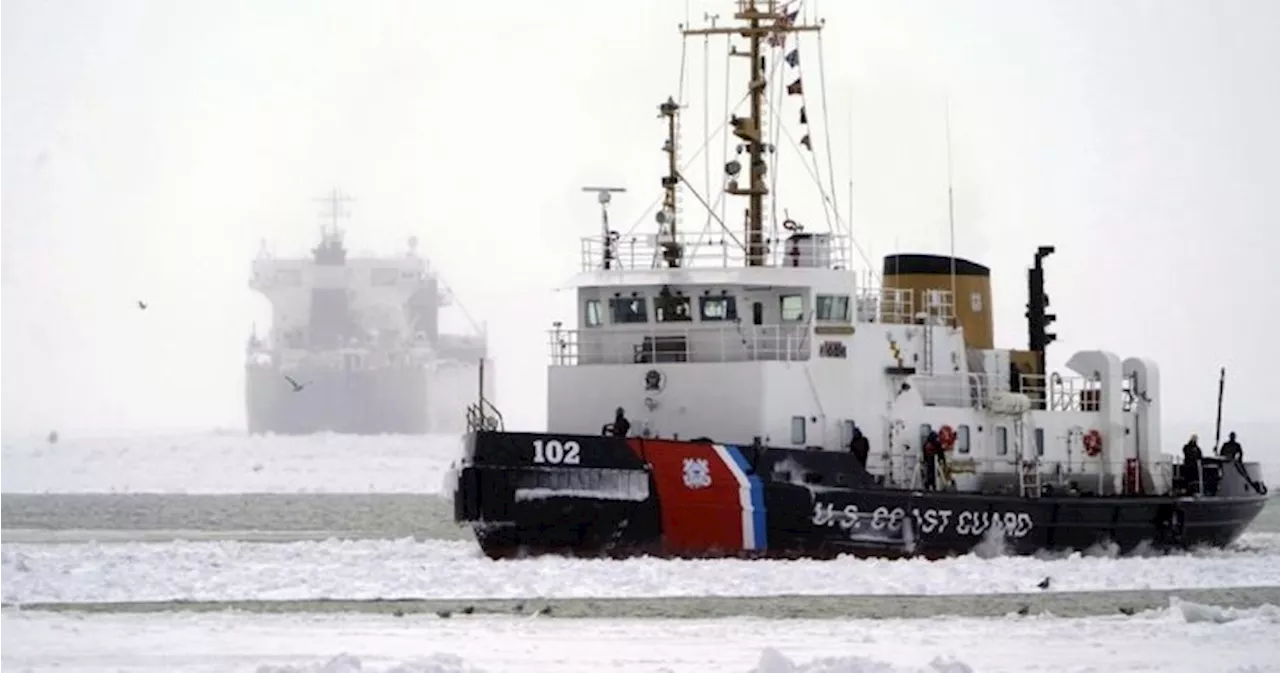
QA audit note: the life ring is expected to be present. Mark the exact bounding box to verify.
[938,425,957,451]
[1083,429,1103,457]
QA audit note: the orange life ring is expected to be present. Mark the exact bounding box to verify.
[938,425,957,451]
[1083,429,1103,457]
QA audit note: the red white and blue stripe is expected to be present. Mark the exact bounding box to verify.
[713,443,768,551]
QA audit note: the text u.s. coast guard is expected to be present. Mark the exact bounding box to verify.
[811,501,1035,538]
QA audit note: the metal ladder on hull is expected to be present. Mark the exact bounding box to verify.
[1015,416,1041,497]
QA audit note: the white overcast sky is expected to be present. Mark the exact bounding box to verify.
[3,0,1278,444]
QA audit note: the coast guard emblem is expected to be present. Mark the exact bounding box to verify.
[682,457,712,489]
[644,369,665,392]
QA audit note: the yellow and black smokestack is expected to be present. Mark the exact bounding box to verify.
[882,253,993,351]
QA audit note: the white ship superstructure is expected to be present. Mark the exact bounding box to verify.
[246,191,493,435]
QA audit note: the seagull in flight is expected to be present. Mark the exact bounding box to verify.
[284,375,309,392]
[137,300,148,310]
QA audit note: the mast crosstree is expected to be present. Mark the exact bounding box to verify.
[682,0,822,267]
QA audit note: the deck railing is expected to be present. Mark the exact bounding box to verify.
[549,324,811,366]
[1017,373,1102,412]
[580,232,852,272]
[854,285,955,326]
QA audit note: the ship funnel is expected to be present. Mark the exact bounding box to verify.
[882,254,993,350]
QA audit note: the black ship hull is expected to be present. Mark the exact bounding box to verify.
[453,431,1270,560]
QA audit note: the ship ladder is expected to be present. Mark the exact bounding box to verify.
[1019,458,1042,498]
[1013,416,1041,498]
[922,318,934,375]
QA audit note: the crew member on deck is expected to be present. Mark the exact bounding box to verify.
[923,431,942,490]
[605,407,631,438]
[848,425,870,468]
[1182,434,1204,493]
[1220,432,1243,462]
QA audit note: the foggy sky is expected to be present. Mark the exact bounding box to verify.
[4,0,1278,444]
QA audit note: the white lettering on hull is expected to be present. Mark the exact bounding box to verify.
[811,502,1034,539]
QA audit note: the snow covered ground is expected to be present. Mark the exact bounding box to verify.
[0,431,463,494]
[3,428,1278,495]
[5,535,1279,604]
[4,599,1279,673]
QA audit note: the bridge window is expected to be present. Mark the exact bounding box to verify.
[699,296,738,321]
[780,294,805,322]
[609,297,648,324]
[996,426,1009,455]
[656,296,693,322]
[584,300,602,327]
[957,424,971,454]
[816,294,850,321]
[1035,428,1045,456]
[790,416,806,445]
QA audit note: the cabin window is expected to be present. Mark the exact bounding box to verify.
[790,416,806,445]
[957,424,971,454]
[584,299,603,327]
[699,296,738,321]
[815,294,851,322]
[656,295,693,322]
[609,297,648,324]
[996,426,1009,455]
[1035,428,1045,456]
[780,294,806,322]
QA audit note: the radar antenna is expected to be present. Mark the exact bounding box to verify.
[312,188,355,265]
[582,186,627,270]
[683,1,822,267]
[314,188,355,238]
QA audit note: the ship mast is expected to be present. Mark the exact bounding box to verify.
[312,188,354,265]
[683,1,821,267]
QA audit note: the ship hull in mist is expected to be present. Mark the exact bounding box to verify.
[245,360,490,435]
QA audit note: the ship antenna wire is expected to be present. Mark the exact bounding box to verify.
[677,0,690,105]
[945,94,957,325]
[847,98,855,263]
[720,30,732,231]
[816,9,842,235]
[703,13,714,238]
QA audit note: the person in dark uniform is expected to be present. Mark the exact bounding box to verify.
[922,431,942,490]
[1181,433,1204,493]
[1219,431,1243,462]
[848,425,871,468]
[605,407,631,438]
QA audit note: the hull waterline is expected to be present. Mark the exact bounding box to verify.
[454,431,1270,560]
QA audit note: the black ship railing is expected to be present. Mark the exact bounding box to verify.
[465,357,503,433]
[466,400,503,433]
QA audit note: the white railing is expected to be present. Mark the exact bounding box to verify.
[854,286,955,326]
[1017,373,1102,412]
[549,324,812,366]
[580,232,852,272]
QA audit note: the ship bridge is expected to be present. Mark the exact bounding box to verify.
[551,231,946,368]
